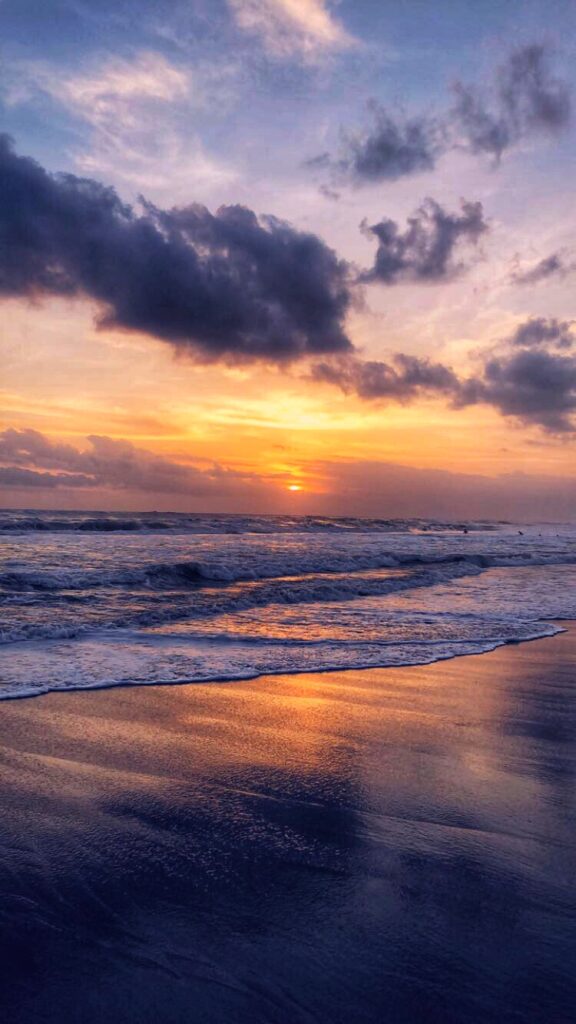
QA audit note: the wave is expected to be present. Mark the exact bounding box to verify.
[1,545,575,596]
[0,562,479,643]
[0,559,208,591]
[0,617,563,701]
[0,510,503,534]
[2,519,575,699]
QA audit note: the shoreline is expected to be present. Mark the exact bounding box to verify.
[0,616,568,705]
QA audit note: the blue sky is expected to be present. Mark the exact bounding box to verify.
[3,0,574,193]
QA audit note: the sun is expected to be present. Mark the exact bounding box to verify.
[287,484,302,492]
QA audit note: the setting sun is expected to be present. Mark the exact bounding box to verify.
[287,484,302,492]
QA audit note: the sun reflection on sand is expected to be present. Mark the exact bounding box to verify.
[0,631,574,1021]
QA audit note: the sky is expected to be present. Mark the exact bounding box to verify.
[1,0,576,519]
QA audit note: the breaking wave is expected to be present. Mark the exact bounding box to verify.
[1,514,575,698]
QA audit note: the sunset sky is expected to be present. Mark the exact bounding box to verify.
[1,0,575,518]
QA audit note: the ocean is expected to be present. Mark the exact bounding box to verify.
[1,510,576,700]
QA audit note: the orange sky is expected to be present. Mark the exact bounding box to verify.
[1,1,575,517]
[2,294,575,516]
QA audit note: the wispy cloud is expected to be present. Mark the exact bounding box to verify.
[227,0,355,60]
[510,251,575,286]
[2,51,238,201]
[312,43,571,186]
[3,51,190,122]
[54,50,190,111]
[452,43,571,160]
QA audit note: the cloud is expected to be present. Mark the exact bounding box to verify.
[457,318,576,433]
[311,353,460,401]
[0,466,97,489]
[0,428,256,494]
[452,43,571,160]
[459,349,576,434]
[1,138,573,437]
[227,0,354,60]
[511,252,573,286]
[336,105,441,184]
[312,315,576,434]
[312,43,571,185]
[3,429,573,518]
[0,135,353,364]
[507,317,574,349]
[52,50,190,112]
[2,52,237,202]
[360,199,488,285]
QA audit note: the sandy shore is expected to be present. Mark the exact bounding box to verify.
[1,629,575,1023]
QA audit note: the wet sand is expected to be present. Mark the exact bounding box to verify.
[0,629,575,1023]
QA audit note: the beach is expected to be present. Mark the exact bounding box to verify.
[1,628,575,1023]
[2,0,576,1018]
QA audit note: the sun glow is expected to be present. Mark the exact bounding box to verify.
[287,484,302,491]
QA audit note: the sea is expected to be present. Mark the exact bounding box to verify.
[1,509,575,700]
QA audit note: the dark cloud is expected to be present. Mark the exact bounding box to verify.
[319,183,341,202]
[0,466,96,489]
[0,134,353,364]
[453,44,571,160]
[337,105,441,184]
[0,428,255,493]
[456,318,576,432]
[500,43,571,131]
[360,199,488,285]
[450,84,512,162]
[311,353,460,402]
[507,317,574,349]
[458,348,576,434]
[511,252,572,286]
[311,44,571,185]
[313,315,576,434]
